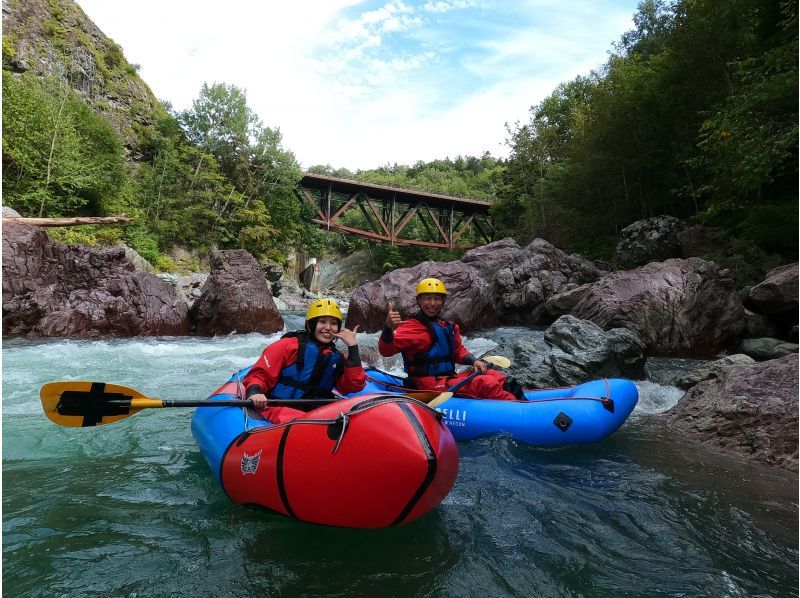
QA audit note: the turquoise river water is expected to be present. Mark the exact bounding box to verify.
[3,325,797,597]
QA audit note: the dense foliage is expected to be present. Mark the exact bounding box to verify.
[496,0,797,273]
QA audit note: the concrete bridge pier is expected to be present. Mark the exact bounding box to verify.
[299,258,321,294]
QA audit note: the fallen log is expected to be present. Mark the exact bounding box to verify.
[2,215,133,227]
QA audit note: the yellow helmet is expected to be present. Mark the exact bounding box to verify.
[416,278,448,296]
[305,298,343,323]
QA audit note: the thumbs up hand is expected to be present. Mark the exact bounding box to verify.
[385,302,402,329]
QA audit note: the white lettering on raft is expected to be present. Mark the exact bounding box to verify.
[435,407,468,427]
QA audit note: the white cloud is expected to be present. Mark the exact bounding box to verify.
[422,0,475,13]
[76,0,637,170]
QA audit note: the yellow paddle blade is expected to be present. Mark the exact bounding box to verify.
[483,355,511,368]
[40,381,159,427]
[428,392,454,409]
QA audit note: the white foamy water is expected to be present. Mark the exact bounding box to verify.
[633,380,685,415]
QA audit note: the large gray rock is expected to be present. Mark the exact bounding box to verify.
[735,337,799,361]
[494,238,605,325]
[666,354,799,472]
[672,354,756,389]
[748,263,798,317]
[571,258,745,356]
[345,260,497,333]
[2,220,188,338]
[615,215,687,268]
[190,250,283,336]
[491,315,647,387]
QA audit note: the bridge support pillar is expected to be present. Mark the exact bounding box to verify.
[299,258,320,294]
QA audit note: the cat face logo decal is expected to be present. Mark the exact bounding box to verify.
[241,449,262,475]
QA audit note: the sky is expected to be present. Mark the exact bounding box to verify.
[76,0,641,172]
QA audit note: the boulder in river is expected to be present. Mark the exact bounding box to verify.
[2,220,189,338]
[666,354,799,472]
[190,249,283,336]
[459,237,523,280]
[493,238,605,325]
[570,258,745,356]
[490,315,647,388]
[345,260,498,333]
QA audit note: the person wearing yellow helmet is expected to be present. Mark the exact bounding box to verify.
[379,277,525,401]
[243,297,365,423]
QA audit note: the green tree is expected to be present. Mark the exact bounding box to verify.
[2,71,126,217]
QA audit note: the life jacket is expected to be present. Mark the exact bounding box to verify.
[269,332,343,401]
[402,314,456,378]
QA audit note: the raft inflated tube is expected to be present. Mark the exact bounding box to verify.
[356,369,639,447]
[192,372,459,528]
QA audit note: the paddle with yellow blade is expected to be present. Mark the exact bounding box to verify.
[40,381,344,428]
[426,356,513,408]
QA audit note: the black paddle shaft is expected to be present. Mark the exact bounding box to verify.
[159,399,341,408]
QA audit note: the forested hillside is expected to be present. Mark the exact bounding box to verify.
[495,0,797,273]
[2,0,796,282]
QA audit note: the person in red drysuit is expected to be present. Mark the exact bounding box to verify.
[378,278,525,401]
[243,298,366,423]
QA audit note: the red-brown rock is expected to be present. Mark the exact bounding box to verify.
[494,238,605,325]
[190,249,283,336]
[666,354,799,472]
[571,258,745,356]
[748,262,798,316]
[2,221,189,338]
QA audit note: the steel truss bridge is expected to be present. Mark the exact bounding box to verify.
[296,173,495,249]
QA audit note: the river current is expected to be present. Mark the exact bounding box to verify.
[3,320,797,597]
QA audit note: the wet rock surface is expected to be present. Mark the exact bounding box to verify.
[490,315,647,387]
[666,354,799,472]
[672,354,756,389]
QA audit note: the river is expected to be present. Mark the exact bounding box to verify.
[3,321,797,597]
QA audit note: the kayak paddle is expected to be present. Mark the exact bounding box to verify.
[40,381,344,428]
[481,355,511,368]
[428,370,483,408]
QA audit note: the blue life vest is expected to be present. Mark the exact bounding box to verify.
[269,332,343,401]
[403,314,456,377]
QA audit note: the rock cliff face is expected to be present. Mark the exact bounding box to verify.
[3,0,167,150]
[2,220,189,338]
